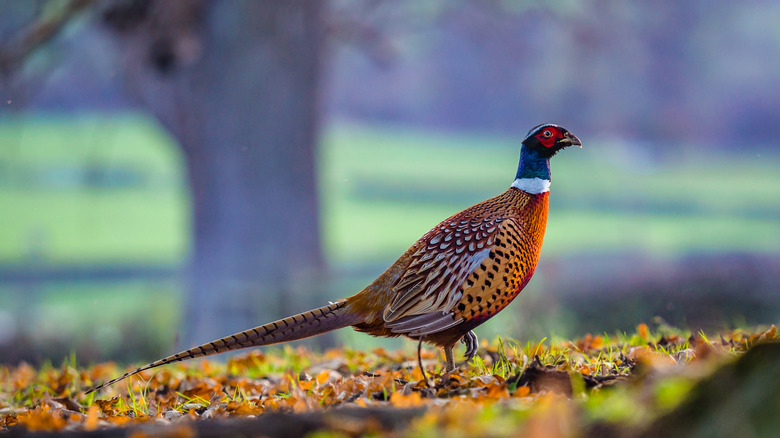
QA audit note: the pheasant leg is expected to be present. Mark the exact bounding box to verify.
[417,336,429,384]
[445,345,455,371]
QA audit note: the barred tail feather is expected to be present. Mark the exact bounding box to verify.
[84,300,360,394]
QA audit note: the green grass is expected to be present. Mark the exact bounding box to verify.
[0,114,188,265]
[320,123,780,262]
[0,281,180,362]
[1,114,778,266]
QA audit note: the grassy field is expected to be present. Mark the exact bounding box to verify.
[320,123,780,262]
[0,114,188,265]
[1,114,779,266]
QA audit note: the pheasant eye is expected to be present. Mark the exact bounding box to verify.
[543,130,553,138]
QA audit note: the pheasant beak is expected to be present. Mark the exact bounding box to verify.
[559,132,582,148]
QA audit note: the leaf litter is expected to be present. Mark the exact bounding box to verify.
[0,323,776,436]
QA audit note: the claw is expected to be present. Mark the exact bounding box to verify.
[461,330,479,362]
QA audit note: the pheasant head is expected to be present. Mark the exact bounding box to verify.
[513,123,581,194]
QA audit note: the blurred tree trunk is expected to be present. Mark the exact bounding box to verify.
[103,0,326,348]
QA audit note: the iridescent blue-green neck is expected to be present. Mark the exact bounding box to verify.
[515,147,551,181]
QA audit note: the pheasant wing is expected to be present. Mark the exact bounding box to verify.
[383,216,503,336]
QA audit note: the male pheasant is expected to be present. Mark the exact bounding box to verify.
[86,123,580,394]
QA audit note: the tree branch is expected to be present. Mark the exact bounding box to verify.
[0,0,96,76]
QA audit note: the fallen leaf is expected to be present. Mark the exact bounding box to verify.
[638,323,650,341]
[85,405,99,431]
[389,391,424,407]
[16,405,66,432]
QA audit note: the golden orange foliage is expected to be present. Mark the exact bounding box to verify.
[0,325,775,436]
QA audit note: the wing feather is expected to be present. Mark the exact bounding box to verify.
[386,311,462,336]
[383,216,504,335]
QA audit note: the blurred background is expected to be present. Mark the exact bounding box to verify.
[1,0,778,366]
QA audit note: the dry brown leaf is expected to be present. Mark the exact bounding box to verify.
[637,323,650,341]
[513,386,532,398]
[85,405,99,431]
[389,391,424,407]
[16,404,67,432]
[226,401,263,416]
[94,397,121,416]
[179,381,216,403]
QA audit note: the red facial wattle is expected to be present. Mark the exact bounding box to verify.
[536,127,561,148]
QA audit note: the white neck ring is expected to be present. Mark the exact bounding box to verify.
[511,177,550,194]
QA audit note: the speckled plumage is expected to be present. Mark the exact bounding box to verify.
[86,124,579,394]
[349,187,548,350]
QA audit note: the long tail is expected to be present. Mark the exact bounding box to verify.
[84,300,361,394]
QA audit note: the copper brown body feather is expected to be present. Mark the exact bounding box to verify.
[348,187,548,348]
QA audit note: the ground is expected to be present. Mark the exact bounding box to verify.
[1,323,777,437]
